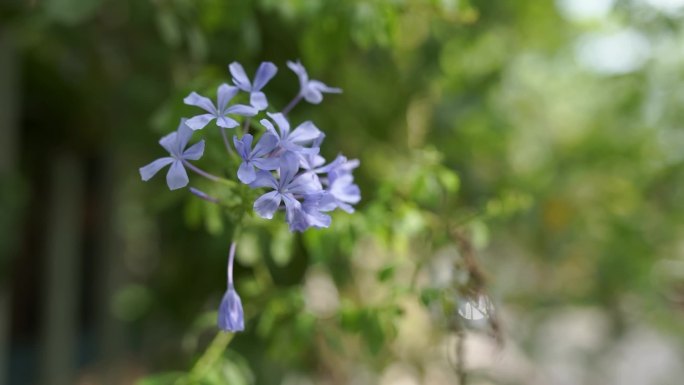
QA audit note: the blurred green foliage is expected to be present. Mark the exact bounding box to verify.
[5,0,684,384]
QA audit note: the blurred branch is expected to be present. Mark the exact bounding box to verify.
[450,227,503,345]
[456,329,466,385]
[40,153,85,385]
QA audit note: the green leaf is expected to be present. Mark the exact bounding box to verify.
[362,311,386,355]
[237,232,260,266]
[156,9,182,47]
[376,265,395,282]
[420,288,441,307]
[111,284,153,322]
[270,225,293,267]
[44,0,104,24]
[437,168,460,193]
[339,306,362,332]
[203,202,224,235]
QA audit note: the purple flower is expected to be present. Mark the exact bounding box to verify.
[218,283,244,332]
[287,60,342,104]
[219,242,244,332]
[299,134,326,171]
[293,192,337,231]
[233,133,280,184]
[326,155,361,213]
[249,152,319,222]
[139,119,205,190]
[229,61,278,111]
[328,173,361,213]
[260,112,322,155]
[183,84,257,130]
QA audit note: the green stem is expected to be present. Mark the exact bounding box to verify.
[242,118,251,135]
[175,230,244,385]
[182,160,237,188]
[177,332,235,385]
[220,127,234,156]
[281,93,303,115]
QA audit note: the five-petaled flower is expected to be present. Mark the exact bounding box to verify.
[261,112,321,155]
[139,119,205,190]
[229,61,278,111]
[326,155,361,213]
[233,133,280,184]
[184,84,257,130]
[287,60,342,104]
[250,152,319,224]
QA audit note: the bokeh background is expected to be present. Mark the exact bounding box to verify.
[2,0,684,384]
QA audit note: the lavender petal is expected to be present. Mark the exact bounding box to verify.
[253,62,278,90]
[289,121,321,144]
[158,131,178,155]
[233,134,253,160]
[175,119,194,151]
[186,114,216,131]
[225,104,258,117]
[237,161,256,184]
[229,62,251,91]
[249,170,278,189]
[302,87,324,104]
[309,80,342,94]
[217,84,239,112]
[166,160,189,190]
[286,60,309,89]
[183,92,217,114]
[252,133,278,157]
[268,112,291,137]
[251,157,281,171]
[250,91,268,111]
[216,115,239,129]
[182,140,205,161]
[254,191,282,219]
[139,157,174,181]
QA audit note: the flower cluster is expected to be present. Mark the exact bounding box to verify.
[139,60,360,331]
[237,112,360,232]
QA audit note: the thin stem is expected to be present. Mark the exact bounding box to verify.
[281,93,303,115]
[456,329,467,385]
[175,239,241,385]
[182,160,222,182]
[409,260,424,291]
[227,241,237,286]
[219,127,234,155]
[242,118,252,135]
[189,187,220,204]
[177,331,234,385]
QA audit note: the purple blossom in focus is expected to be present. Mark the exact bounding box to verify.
[287,60,342,104]
[229,61,278,111]
[142,60,360,331]
[139,119,205,190]
[261,112,321,155]
[249,152,320,227]
[238,113,360,231]
[184,84,257,130]
[233,133,280,184]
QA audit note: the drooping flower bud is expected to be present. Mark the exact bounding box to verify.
[218,283,244,332]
